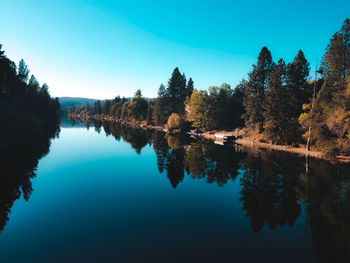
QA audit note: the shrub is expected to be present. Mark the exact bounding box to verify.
[166,113,184,131]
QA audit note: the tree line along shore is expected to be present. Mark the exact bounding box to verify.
[68,18,350,161]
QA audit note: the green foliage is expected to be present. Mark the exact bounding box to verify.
[186,83,245,131]
[186,89,213,130]
[121,95,149,121]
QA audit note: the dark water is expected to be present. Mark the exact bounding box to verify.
[1,120,350,263]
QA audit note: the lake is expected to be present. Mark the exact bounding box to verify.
[0,119,349,263]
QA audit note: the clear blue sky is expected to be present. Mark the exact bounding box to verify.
[1,0,349,99]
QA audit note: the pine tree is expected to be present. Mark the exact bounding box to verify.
[145,102,153,125]
[39,83,50,99]
[103,100,111,115]
[186,78,194,97]
[264,59,288,142]
[27,75,39,98]
[18,59,29,83]
[134,89,142,97]
[152,84,170,125]
[286,50,310,116]
[152,68,193,126]
[94,100,102,115]
[167,67,187,114]
[322,18,350,94]
[85,102,90,113]
[244,47,273,133]
[157,83,166,98]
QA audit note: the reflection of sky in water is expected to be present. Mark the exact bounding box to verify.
[0,127,318,262]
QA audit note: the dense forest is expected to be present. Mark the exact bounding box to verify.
[0,44,60,146]
[68,18,349,159]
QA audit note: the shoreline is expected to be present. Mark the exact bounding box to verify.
[67,115,350,163]
[234,138,322,158]
[233,139,350,163]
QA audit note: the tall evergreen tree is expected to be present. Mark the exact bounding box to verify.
[17,59,29,83]
[286,50,310,116]
[321,18,350,94]
[94,100,102,115]
[152,69,193,125]
[152,84,169,125]
[264,59,288,142]
[145,102,153,125]
[134,89,142,97]
[167,67,187,114]
[103,100,111,115]
[85,102,90,113]
[186,78,194,97]
[27,75,40,99]
[244,47,273,133]
[157,83,166,98]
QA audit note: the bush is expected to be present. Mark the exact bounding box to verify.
[166,113,184,131]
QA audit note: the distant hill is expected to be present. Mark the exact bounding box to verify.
[58,97,99,109]
[58,96,154,115]
[59,96,153,109]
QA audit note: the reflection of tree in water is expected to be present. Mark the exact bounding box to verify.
[120,126,151,154]
[184,140,243,186]
[239,148,350,262]
[93,119,102,134]
[85,121,90,130]
[0,121,59,233]
[297,160,350,263]
[152,131,169,174]
[152,133,243,188]
[165,148,185,188]
[103,123,152,154]
[152,132,187,188]
[239,150,302,233]
[102,121,111,135]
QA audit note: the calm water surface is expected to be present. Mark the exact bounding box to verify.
[0,120,349,262]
